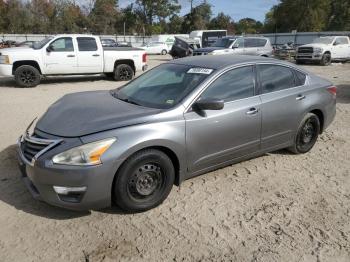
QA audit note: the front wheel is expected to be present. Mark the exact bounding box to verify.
[320,53,331,66]
[288,113,320,154]
[14,65,41,87]
[161,49,167,55]
[113,64,134,81]
[113,149,175,212]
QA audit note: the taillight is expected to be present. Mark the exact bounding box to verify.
[142,53,147,63]
[327,86,337,97]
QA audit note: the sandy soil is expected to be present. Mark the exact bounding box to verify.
[0,56,349,262]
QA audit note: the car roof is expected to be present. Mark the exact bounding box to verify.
[168,55,286,70]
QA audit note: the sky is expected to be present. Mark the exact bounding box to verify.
[119,0,279,22]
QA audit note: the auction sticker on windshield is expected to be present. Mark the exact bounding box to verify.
[187,68,214,74]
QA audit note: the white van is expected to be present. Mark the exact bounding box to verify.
[151,34,189,51]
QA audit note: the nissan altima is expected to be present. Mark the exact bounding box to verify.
[17,55,336,212]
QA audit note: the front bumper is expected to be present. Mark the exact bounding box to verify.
[0,64,13,76]
[295,53,323,61]
[17,136,123,211]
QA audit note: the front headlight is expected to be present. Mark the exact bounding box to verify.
[0,55,10,64]
[52,138,116,166]
[314,47,323,54]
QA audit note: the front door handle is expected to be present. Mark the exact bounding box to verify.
[296,94,306,101]
[246,107,259,115]
[92,54,100,57]
[67,54,75,57]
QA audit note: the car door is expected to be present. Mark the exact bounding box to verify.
[231,38,245,54]
[257,64,308,151]
[335,37,350,58]
[43,37,77,74]
[76,37,104,73]
[244,38,259,55]
[185,65,261,173]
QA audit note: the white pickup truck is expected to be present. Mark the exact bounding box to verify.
[296,36,350,66]
[0,34,148,87]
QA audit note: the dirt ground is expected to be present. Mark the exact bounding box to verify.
[0,56,349,262]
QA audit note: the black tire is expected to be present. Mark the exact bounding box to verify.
[320,53,331,66]
[14,65,41,88]
[113,149,175,212]
[288,113,320,154]
[161,49,167,55]
[113,64,134,81]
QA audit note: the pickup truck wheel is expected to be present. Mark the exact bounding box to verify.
[161,49,167,55]
[113,64,134,81]
[14,65,41,88]
[320,53,331,66]
[113,149,175,212]
[288,113,320,154]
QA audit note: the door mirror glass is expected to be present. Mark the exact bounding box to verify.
[193,99,224,111]
[333,41,339,46]
[46,45,53,52]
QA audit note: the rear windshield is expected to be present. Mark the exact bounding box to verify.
[112,64,214,109]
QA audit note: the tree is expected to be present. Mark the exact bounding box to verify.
[209,12,235,34]
[182,1,212,31]
[167,14,184,33]
[327,0,350,30]
[236,18,263,34]
[88,0,119,34]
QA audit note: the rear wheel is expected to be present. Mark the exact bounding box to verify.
[161,49,167,55]
[320,53,331,66]
[14,65,41,87]
[113,64,134,81]
[288,113,320,154]
[113,149,175,212]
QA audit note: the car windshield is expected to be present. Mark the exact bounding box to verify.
[111,64,214,109]
[211,38,235,48]
[312,37,334,44]
[33,37,53,49]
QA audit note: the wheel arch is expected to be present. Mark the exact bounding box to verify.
[310,109,325,134]
[12,60,42,75]
[114,59,135,74]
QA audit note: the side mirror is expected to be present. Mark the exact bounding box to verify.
[46,45,53,52]
[193,98,224,111]
[333,42,339,46]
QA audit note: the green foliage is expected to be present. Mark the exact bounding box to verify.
[236,18,263,34]
[208,12,235,34]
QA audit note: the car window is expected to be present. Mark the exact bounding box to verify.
[201,66,255,102]
[258,65,296,94]
[244,38,256,48]
[336,37,349,45]
[294,70,307,86]
[77,37,98,51]
[233,38,244,48]
[49,37,74,52]
[256,39,267,47]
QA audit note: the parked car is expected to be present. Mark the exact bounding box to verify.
[101,38,117,47]
[295,36,350,65]
[0,34,147,87]
[17,55,336,212]
[16,41,36,48]
[170,36,200,59]
[193,36,273,57]
[140,42,169,55]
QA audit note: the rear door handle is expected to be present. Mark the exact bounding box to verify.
[67,54,75,57]
[92,54,100,57]
[296,94,306,101]
[246,107,259,115]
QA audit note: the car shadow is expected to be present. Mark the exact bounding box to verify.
[337,84,350,104]
[0,75,109,88]
[0,145,91,219]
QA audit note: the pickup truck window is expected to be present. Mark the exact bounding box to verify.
[335,37,349,45]
[50,37,74,52]
[77,37,98,51]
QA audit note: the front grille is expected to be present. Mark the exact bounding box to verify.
[20,132,61,164]
[298,47,313,54]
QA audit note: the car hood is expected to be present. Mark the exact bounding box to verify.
[0,47,34,54]
[298,43,328,48]
[194,47,226,53]
[36,90,162,137]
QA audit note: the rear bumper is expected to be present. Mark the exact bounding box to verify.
[142,64,148,71]
[17,137,123,211]
[0,64,13,76]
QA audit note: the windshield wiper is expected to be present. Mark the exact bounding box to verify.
[110,90,141,106]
